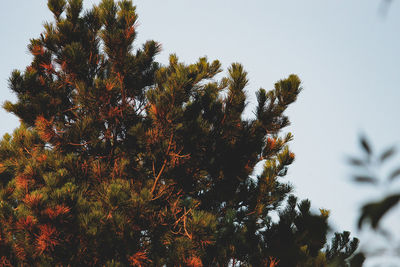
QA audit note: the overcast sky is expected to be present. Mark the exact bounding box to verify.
[1,0,400,265]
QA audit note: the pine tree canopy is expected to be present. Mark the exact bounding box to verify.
[0,0,359,266]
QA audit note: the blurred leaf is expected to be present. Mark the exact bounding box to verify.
[348,157,365,167]
[380,147,396,162]
[358,194,400,229]
[377,227,392,240]
[360,136,371,155]
[388,167,400,181]
[379,0,393,17]
[353,176,377,185]
[349,252,365,267]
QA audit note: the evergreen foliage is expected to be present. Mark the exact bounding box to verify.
[0,0,358,266]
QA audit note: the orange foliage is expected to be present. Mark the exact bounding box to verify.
[38,75,46,86]
[185,256,203,267]
[200,239,214,248]
[148,103,169,123]
[37,153,47,163]
[124,14,136,39]
[0,256,12,267]
[267,137,276,150]
[14,244,27,261]
[16,215,37,231]
[149,103,158,118]
[106,79,117,91]
[35,116,56,143]
[15,175,30,191]
[40,62,54,73]
[145,127,160,146]
[0,163,5,174]
[111,157,127,179]
[128,251,151,266]
[35,224,59,255]
[31,45,44,56]
[81,160,89,175]
[23,193,43,208]
[92,160,104,181]
[265,256,280,267]
[45,205,71,220]
[125,25,135,39]
[107,106,123,118]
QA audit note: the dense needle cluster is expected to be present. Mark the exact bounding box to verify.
[0,0,358,266]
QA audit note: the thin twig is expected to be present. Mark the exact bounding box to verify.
[150,134,174,194]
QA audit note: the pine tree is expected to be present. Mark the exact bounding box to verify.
[0,0,358,266]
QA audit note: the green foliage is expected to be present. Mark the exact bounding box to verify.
[0,0,358,266]
[325,231,359,266]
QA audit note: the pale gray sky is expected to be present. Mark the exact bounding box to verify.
[1,0,400,265]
